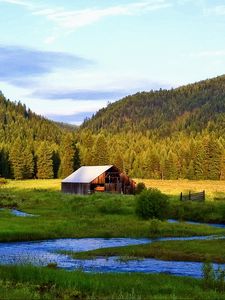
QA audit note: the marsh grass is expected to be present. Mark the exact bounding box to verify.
[0,265,225,299]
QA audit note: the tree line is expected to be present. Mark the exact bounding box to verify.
[77,130,225,180]
[0,92,80,180]
[0,74,225,181]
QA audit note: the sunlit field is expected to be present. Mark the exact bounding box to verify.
[135,179,225,200]
[4,179,225,200]
[3,179,61,191]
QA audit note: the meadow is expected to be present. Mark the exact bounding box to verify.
[0,179,225,242]
[137,179,225,201]
[1,265,225,300]
[1,179,225,299]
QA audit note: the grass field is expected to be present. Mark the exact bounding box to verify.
[136,179,225,201]
[1,179,225,299]
[1,180,225,242]
[0,265,225,300]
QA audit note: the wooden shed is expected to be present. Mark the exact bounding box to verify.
[61,165,135,195]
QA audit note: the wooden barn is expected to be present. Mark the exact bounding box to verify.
[61,165,135,195]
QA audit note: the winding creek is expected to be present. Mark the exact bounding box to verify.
[0,235,224,278]
[1,210,225,278]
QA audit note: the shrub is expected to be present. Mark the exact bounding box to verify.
[135,182,146,195]
[136,188,169,220]
[202,262,225,292]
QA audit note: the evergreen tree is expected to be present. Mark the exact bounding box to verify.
[9,138,34,179]
[36,142,54,179]
[220,152,225,180]
[59,133,75,178]
[92,134,109,165]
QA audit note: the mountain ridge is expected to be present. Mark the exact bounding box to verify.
[81,75,225,138]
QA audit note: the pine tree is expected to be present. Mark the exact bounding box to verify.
[36,142,54,179]
[9,138,34,179]
[92,134,109,165]
[220,152,225,180]
[59,133,75,178]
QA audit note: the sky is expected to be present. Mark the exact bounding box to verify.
[0,0,225,125]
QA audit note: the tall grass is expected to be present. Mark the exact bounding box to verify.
[0,265,225,299]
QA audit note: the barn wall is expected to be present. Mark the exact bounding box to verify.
[61,183,90,195]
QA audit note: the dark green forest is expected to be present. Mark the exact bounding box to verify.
[80,75,225,180]
[0,92,80,180]
[0,75,225,180]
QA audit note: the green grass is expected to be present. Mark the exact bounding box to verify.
[0,265,225,300]
[0,182,225,242]
[65,238,225,263]
[1,180,225,299]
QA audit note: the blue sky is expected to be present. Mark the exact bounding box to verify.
[0,0,225,124]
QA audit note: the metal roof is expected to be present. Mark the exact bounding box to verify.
[62,165,114,183]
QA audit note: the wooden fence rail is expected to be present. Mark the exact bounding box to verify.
[180,191,205,202]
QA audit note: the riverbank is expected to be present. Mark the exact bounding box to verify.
[64,238,225,264]
[0,265,224,300]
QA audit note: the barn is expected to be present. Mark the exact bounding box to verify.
[61,165,135,195]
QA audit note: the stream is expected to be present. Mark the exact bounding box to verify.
[0,235,224,278]
[1,209,225,278]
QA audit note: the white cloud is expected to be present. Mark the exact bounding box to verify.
[33,1,172,31]
[0,0,33,9]
[25,98,108,116]
[0,0,172,43]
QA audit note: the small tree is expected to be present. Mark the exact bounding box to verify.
[136,188,169,220]
[135,182,146,194]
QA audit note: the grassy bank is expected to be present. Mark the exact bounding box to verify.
[0,265,224,300]
[65,238,225,263]
[1,181,225,241]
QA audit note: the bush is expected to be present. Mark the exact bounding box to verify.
[202,262,225,292]
[135,182,146,194]
[136,188,169,220]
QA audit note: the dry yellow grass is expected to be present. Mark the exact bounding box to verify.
[2,179,225,201]
[135,179,225,200]
[2,179,61,190]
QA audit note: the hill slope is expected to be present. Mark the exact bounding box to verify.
[78,76,225,180]
[0,92,79,179]
[82,75,225,138]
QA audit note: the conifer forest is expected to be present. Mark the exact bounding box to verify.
[0,75,225,181]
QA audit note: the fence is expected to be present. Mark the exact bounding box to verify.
[180,191,205,202]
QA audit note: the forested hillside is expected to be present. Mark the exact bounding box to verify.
[1,75,225,181]
[0,92,80,179]
[78,76,225,180]
[82,75,225,137]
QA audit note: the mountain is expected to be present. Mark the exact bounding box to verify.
[1,74,225,181]
[78,75,225,180]
[82,75,225,138]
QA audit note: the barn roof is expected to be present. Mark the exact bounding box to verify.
[62,165,114,183]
